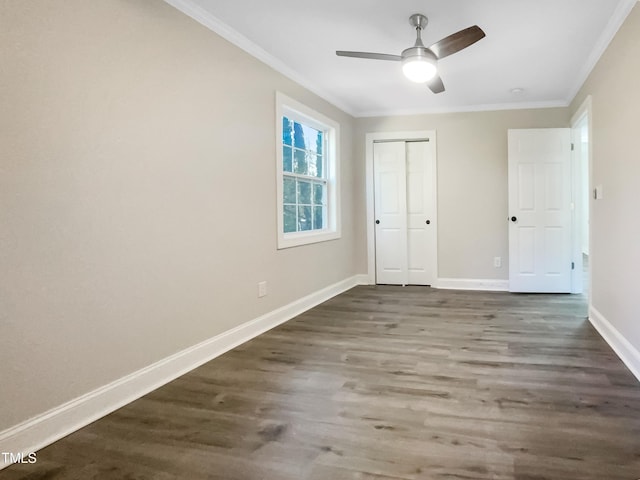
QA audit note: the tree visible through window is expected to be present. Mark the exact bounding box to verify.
[281,116,326,233]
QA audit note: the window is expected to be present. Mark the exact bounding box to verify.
[276,93,340,249]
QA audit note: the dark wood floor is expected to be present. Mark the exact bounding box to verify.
[4,286,640,479]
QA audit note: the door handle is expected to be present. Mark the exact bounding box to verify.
[425,220,431,225]
[511,216,517,222]
[375,219,380,224]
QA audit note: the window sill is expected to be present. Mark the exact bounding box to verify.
[277,230,341,249]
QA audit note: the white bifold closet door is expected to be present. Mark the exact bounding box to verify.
[374,140,436,285]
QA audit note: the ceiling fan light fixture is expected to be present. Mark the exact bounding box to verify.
[402,58,437,83]
[401,46,438,83]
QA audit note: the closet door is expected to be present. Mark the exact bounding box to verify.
[373,142,408,285]
[406,141,436,285]
[373,140,436,286]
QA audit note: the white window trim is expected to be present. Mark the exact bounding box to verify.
[276,92,341,249]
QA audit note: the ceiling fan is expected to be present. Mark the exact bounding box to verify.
[336,14,485,94]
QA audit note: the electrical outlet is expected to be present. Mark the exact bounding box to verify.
[258,281,267,298]
[494,257,502,268]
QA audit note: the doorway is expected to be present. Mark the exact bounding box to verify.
[507,98,592,295]
[365,131,438,286]
[571,96,592,296]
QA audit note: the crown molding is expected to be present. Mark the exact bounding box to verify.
[164,0,357,117]
[355,99,569,118]
[566,0,638,104]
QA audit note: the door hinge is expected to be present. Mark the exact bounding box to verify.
[571,143,575,151]
[571,262,575,270]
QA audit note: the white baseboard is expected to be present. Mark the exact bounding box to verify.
[0,275,362,470]
[588,305,640,382]
[435,278,509,292]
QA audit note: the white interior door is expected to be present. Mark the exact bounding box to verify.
[374,141,408,285]
[508,128,572,293]
[374,140,436,286]
[406,141,436,285]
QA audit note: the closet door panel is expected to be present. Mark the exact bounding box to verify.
[374,142,408,285]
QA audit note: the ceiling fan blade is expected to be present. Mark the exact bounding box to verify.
[336,51,402,61]
[427,74,445,94]
[428,25,486,60]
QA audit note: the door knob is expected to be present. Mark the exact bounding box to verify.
[511,216,517,222]
[425,220,431,225]
[375,220,380,224]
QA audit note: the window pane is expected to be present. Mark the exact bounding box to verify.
[313,183,324,205]
[293,122,306,149]
[298,206,312,231]
[294,149,307,175]
[297,180,311,205]
[313,206,324,230]
[316,131,323,156]
[304,126,322,155]
[283,176,296,204]
[315,154,323,177]
[282,117,293,146]
[307,152,320,177]
[293,121,323,154]
[283,146,293,172]
[284,205,297,233]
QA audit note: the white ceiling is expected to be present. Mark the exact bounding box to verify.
[166,0,638,117]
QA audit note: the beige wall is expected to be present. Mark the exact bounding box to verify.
[354,108,570,279]
[570,5,640,349]
[0,1,357,431]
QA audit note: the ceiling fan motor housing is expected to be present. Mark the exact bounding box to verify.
[401,46,437,63]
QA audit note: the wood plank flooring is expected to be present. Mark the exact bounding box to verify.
[3,286,640,479]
